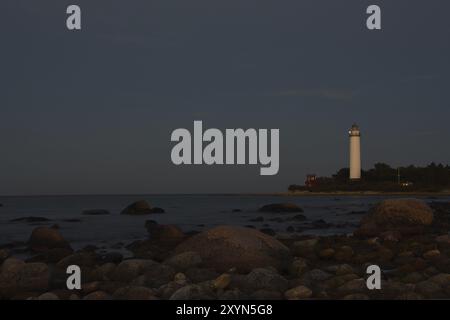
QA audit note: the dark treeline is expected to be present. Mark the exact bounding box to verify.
[289,163,450,192]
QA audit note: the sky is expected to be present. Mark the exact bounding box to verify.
[1,0,449,195]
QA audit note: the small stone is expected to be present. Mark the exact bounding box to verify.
[423,249,440,260]
[289,258,308,277]
[337,278,366,294]
[318,248,335,259]
[38,292,59,300]
[343,293,369,300]
[245,268,288,292]
[169,284,215,300]
[284,286,312,300]
[213,274,231,290]
[401,272,424,284]
[415,280,441,297]
[428,273,450,287]
[174,272,188,285]
[334,246,354,261]
[83,291,111,300]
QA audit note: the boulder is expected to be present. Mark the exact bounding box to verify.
[145,221,185,244]
[28,227,71,252]
[173,225,292,273]
[121,200,165,215]
[354,199,433,237]
[0,261,49,298]
[258,203,303,213]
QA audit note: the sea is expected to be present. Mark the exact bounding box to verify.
[1,194,449,254]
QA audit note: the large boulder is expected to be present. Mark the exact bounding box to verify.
[145,221,185,244]
[121,201,165,215]
[0,259,49,298]
[258,203,303,213]
[355,199,433,237]
[173,225,292,273]
[28,227,71,252]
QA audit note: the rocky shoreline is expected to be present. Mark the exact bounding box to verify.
[1,199,450,300]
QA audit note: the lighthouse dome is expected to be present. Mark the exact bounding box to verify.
[349,123,360,136]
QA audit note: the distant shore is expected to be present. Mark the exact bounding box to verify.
[243,191,450,197]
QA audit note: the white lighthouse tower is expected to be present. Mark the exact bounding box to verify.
[349,123,361,180]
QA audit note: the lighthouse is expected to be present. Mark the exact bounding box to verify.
[348,123,361,180]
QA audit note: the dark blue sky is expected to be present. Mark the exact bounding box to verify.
[1,0,449,195]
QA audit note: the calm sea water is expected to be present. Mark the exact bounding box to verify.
[0,194,449,252]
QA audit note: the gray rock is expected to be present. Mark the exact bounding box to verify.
[164,251,202,271]
[169,284,215,300]
[244,268,288,292]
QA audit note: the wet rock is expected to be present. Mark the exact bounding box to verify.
[318,248,335,259]
[423,249,440,260]
[0,261,49,298]
[291,238,319,256]
[213,274,232,290]
[185,268,219,283]
[112,259,158,282]
[396,292,424,300]
[169,284,215,300]
[56,251,98,270]
[121,200,164,215]
[284,285,312,299]
[218,288,242,300]
[334,246,354,262]
[401,272,424,284]
[28,227,71,252]
[244,268,288,292]
[0,249,10,263]
[132,263,176,288]
[145,221,185,244]
[112,286,157,300]
[164,251,202,271]
[38,292,59,300]
[428,273,450,287]
[323,274,359,289]
[355,199,433,237]
[27,248,73,264]
[335,264,355,276]
[83,291,111,300]
[300,269,333,287]
[92,263,116,281]
[415,280,442,297]
[82,209,110,216]
[336,278,366,294]
[174,226,292,273]
[259,203,303,213]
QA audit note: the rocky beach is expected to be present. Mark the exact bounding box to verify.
[1,198,450,300]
